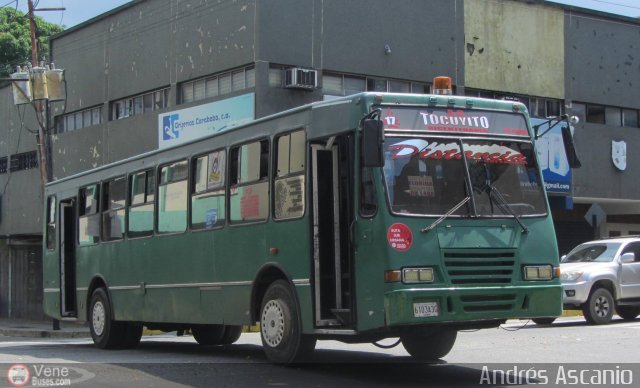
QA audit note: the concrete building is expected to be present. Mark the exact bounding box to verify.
[1,0,639,319]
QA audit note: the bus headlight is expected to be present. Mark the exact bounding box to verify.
[523,265,554,280]
[402,268,434,283]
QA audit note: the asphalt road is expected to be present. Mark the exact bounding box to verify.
[1,316,639,387]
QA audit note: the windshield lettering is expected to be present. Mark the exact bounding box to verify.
[388,140,527,165]
[383,137,546,217]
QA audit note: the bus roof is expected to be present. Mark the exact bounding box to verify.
[46,92,529,188]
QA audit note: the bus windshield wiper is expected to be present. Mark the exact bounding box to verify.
[421,196,471,233]
[488,185,529,234]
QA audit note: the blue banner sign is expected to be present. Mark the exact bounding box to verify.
[531,118,572,195]
[158,93,255,149]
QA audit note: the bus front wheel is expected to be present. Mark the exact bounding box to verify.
[401,329,457,361]
[260,280,316,364]
[89,288,127,349]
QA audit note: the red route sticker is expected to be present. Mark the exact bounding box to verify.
[387,223,413,252]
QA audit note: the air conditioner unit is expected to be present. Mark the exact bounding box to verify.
[283,68,317,90]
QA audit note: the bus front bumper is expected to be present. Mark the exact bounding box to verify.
[384,285,562,327]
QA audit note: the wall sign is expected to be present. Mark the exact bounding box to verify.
[158,93,255,149]
[612,140,627,171]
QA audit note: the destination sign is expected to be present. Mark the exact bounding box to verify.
[380,107,529,137]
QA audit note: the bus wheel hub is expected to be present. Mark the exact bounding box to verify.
[261,300,285,347]
[92,301,105,336]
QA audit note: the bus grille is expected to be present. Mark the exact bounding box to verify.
[460,294,517,312]
[443,251,516,286]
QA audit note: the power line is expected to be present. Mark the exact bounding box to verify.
[587,0,640,11]
[0,0,17,9]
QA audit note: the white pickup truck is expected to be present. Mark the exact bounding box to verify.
[555,237,640,325]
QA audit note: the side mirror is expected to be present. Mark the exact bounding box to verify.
[620,252,635,264]
[362,118,384,167]
[561,125,581,168]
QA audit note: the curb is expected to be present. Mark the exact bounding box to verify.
[0,329,90,339]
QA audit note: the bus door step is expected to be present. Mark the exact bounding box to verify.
[331,308,352,325]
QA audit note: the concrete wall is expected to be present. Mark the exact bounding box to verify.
[563,11,640,200]
[464,0,565,99]
[565,11,640,107]
[0,87,43,235]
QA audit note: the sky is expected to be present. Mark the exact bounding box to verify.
[8,0,640,29]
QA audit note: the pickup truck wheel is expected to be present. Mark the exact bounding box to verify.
[616,305,640,321]
[582,288,614,325]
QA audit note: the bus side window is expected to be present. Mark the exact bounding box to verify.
[230,139,269,223]
[128,170,155,238]
[191,150,226,229]
[274,130,305,220]
[102,177,126,242]
[158,161,188,234]
[78,184,100,245]
[46,195,56,250]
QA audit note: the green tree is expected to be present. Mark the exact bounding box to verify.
[0,7,63,78]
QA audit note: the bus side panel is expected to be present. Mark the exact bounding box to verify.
[353,214,389,332]
[214,223,267,324]
[266,217,313,331]
[42,251,61,319]
[140,232,215,323]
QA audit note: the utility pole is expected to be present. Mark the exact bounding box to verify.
[28,0,51,185]
[25,0,65,186]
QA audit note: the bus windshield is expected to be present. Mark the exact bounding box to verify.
[383,137,547,217]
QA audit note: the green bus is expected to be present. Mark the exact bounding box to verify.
[43,82,566,363]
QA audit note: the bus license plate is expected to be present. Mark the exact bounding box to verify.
[413,302,439,317]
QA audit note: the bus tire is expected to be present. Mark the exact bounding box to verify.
[89,288,126,349]
[121,323,143,349]
[191,324,226,345]
[219,325,243,345]
[616,305,640,321]
[531,317,556,325]
[582,287,614,325]
[260,280,316,364]
[401,329,457,361]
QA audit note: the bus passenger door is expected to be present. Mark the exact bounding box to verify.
[59,200,77,317]
[311,138,354,327]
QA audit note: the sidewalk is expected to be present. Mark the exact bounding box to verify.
[0,318,90,339]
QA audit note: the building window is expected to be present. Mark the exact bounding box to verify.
[112,88,170,120]
[465,89,564,119]
[573,103,638,128]
[586,104,605,124]
[623,109,639,128]
[55,106,102,134]
[180,66,255,104]
[9,151,38,172]
[0,157,7,174]
[322,72,428,97]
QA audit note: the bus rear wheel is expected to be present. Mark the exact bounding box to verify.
[401,329,457,361]
[191,324,226,345]
[220,325,243,345]
[89,288,126,349]
[260,280,316,364]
